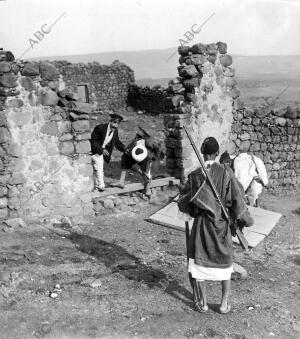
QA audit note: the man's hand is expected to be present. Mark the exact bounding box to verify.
[103,149,109,157]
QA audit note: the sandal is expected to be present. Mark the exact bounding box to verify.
[195,302,208,313]
[219,304,231,314]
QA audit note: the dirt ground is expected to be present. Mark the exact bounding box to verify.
[0,185,299,339]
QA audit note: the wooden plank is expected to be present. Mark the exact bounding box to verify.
[147,199,282,248]
[92,177,180,198]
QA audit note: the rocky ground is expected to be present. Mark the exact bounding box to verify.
[0,186,299,339]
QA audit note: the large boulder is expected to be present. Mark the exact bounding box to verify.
[21,62,40,76]
[39,62,60,81]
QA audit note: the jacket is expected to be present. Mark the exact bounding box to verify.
[90,123,125,163]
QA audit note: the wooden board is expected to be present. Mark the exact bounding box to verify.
[147,200,282,248]
[92,177,180,198]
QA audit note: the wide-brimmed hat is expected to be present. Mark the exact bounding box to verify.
[109,113,123,122]
[131,145,148,162]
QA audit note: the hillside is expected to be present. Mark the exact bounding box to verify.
[29,48,300,106]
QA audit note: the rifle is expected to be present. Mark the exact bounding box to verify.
[183,126,249,250]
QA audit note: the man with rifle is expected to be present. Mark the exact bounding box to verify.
[178,135,253,314]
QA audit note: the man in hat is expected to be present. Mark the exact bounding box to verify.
[90,114,125,191]
[111,127,164,196]
[178,137,253,314]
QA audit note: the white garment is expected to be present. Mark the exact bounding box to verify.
[92,154,105,188]
[188,259,233,281]
[103,125,114,148]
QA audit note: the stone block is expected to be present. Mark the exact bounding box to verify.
[39,62,60,81]
[6,98,24,108]
[19,76,36,91]
[69,112,90,121]
[59,133,73,142]
[8,173,26,185]
[220,54,233,67]
[78,164,93,177]
[22,62,40,76]
[0,197,7,208]
[72,120,90,133]
[74,132,91,141]
[0,186,7,197]
[178,65,199,78]
[0,72,17,88]
[59,141,74,155]
[40,90,59,106]
[0,61,11,73]
[217,41,227,54]
[240,133,250,141]
[40,122,59,136]
[0,208,8,218]
[191,43,206,54]
[0,127,10,143]
[75,141,91,154]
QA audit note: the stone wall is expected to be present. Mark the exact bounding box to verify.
[0,51,94,219]
[231,106,300,188]
[53,60,135,110]
[128,85,174,115]
[162,42,238,181]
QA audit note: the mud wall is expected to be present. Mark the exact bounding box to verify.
[0,51,94,219]
[53,60,135,110]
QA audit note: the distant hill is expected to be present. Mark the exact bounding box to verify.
[29,48,300,82]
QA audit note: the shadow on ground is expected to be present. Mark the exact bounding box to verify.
[67,231,193,307]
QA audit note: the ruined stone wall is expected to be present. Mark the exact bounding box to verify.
[162,42,238,181]
[231,106,300,188]
[0,52,94,219]
[53,60,135,110]
[128,85,174,115]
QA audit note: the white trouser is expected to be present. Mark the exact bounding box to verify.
[92,154,105,188]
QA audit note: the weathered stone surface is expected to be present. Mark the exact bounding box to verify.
[0,127,10,143]
[0,197,7,208]
[0,73,17,88]
[59,133,73,141]
[217,41,227,54]
[4,217,27,228]
[220,54,233,67]
[8,173,26,185]
[72,120,90,133]
[69,112,89,121]
[103,199,114,209]
[22,62,40,76]
[0,61,11,73]
[0,186,7,197]
[19,76,36,91]
[40,90,59,106]
[191,43,206,54]
[40,122,59,136]
[59,141,74,155]
[75,141,91,154]
[74,132,91,141]
[6,98,24,108]
[39,62,59,81]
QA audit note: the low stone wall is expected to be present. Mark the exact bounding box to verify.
[231,106,300,188]
[53,60,135,110]
[0,51,94,219]
[128,85,174,115]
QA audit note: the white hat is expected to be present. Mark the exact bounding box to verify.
[131,145,148,162]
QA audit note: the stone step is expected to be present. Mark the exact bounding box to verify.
[92,177,180,198]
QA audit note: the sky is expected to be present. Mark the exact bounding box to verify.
[0,0,299,59]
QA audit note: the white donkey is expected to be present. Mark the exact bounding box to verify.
[220,152,268,206]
